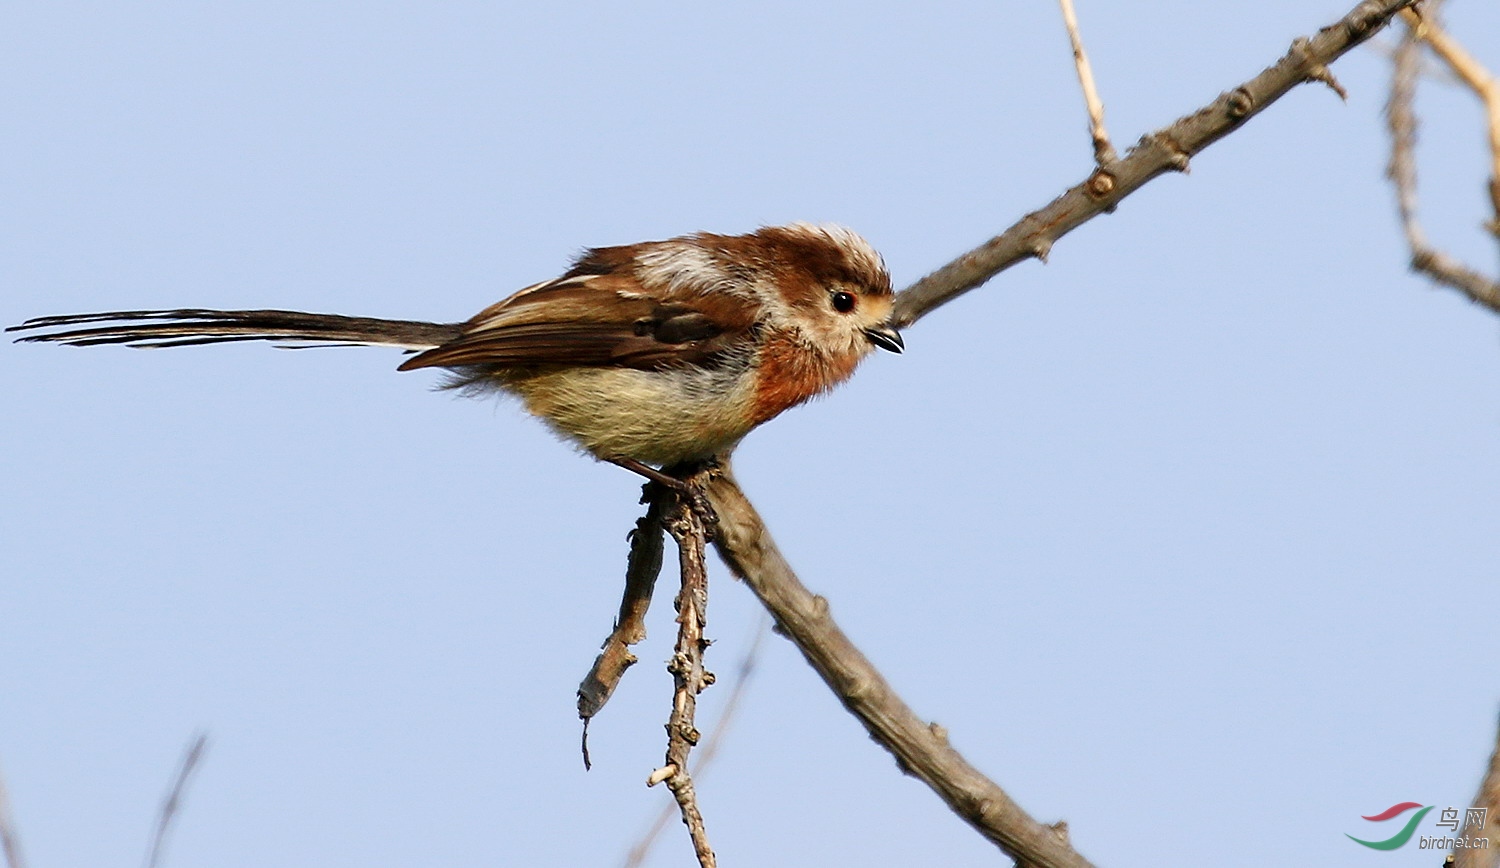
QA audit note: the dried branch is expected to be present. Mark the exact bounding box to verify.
[0,762,25,868]
[623,616,768,868]
[891,0,1414,329]
[1451,711,1500,868]
[143,733,208,868]
[706,466,1091,868]
[1057,0,1116,165]
[1383,5,1500,312]
[650,471,718,868]
[578,484,670,769]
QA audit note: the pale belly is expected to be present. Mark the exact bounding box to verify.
[504,362,758,466]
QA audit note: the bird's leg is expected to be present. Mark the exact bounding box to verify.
[609,457,690,491]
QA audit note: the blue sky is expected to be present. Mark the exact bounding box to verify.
[3,2,1498,866]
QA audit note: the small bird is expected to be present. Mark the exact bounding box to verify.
[9,223,903,481]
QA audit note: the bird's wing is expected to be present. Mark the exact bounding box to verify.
[396,272,757,372]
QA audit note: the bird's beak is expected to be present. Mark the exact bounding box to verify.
[864,324,904,354]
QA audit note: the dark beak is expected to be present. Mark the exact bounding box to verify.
[864,324,905,354]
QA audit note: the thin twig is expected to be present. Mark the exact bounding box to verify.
[652,470,717,868]
[623,614,769,868]
[891,0,1417,329]
[0,761,26,868]
[706,466,1092,868]
[578,483,670,769]
[1451,711,1500,868]
[1057,0,1116,165]
[143,733,208,868]
[1384,4,1500,311]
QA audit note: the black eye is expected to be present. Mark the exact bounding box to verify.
[831,291,856,313]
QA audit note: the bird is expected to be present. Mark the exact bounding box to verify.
[9,223,904,483]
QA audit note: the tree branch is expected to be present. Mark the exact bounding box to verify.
[704,2,1423,864]
[891,0,1415,329]
[707,467,1091,868]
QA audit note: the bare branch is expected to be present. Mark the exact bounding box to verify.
[1451,711,1500,868]
[1384,5,1500,312]
[892,0,1417,329]
[653,472,718,868]
[0,761,26,868]
[1057,0,1117,165]
[143,733,208,868]
[578,484,670,768]
[707,467,1092,868]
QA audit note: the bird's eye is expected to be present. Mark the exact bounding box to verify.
[831,291,856,313]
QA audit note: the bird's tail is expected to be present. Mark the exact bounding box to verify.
[6,308,463,352]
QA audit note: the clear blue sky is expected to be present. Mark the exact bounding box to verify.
[3,2,1497,866]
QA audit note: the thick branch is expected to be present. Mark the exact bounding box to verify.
[707,468,1091,868]
[891,0,1416,328]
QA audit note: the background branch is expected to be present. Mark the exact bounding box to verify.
[0,763,24,868]
[143,734,207,868]
[1384,5,1500,311]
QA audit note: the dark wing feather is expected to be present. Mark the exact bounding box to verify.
[397,302,749,372]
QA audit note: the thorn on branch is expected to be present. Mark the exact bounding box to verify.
[1305,63,1350,100]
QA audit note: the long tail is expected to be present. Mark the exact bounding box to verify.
[6,308,463,352]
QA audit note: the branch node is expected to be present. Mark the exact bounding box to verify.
[1226,87,1255,119]
[928,721,950,744]
[1085,169,1116,200]
[1030,239,1053,263]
